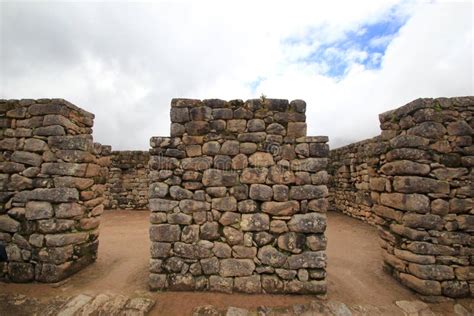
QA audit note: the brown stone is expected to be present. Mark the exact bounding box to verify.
[393,176,449,194]
[241,213,269,231]
[288,213,326,233]
[219,259,255,277]
[399,273,441,296]
[261,201,299,216]
[380,193,430,213]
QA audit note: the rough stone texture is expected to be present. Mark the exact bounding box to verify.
[329,97,474,299]
[190,298,469,316]
[328,137,385,224]
[0,99,107,283]
[0,293,155,316]
[149,98,328,294]
[104,150,149,209]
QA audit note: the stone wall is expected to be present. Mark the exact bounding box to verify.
[105,151,149,210]
[148,98,329,294]
[0,99,105,283]
[329,97,473,299]
[328,136,387,225]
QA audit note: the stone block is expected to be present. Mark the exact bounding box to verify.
[288,213,326,233]
[241,214,269,231]
[219,259,255,277]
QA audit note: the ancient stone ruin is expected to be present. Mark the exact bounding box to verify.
[105,150,149,210]
[330,97,474,300]
[148,98,329,294]
[0,99,109,282]
[0,96,472,301]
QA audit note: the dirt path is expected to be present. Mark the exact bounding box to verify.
[0,210,457,315]
[326,212,415,305]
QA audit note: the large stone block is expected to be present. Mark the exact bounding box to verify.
[399,273,441,296]
[25,201,53,220]
[0,215,20,233]
[179,200,210,213]
[14,188,79,203]
[287,251,326,269]
[291,158,328,172]
[261,201,299,216]
[8,262,35,282]
[202,169,238,187]
[41,163,87,177]
[248,152,275,167]
[288,213,326,233]
[289,185,328,200]
[249,184,273,201]
[408,263,454,281]
[278,232,305,253]
[11,151,43,166]
[407,121,446,139]
[45,233,88,247]
[241,213,269,231]
[150,224,181,242]
[287,122,307,138]
[211,197,237,212]
[402,213,443,230]
[393,176,449,194]
[257,245,287,267]
[234,275,261,293]
[381,160,430,176]
[48,135,92,151]
[240,168,268,184]
[149,199,178,212]
[380,193,430,213]
[219,259,255,277]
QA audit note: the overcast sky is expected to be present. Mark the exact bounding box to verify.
[1,0,472,150]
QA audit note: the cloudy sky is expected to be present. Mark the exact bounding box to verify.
[1,0,472,150]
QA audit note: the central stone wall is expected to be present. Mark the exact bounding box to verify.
[328,136,387,225]
[148,98,329,294]
[105,151,149,210]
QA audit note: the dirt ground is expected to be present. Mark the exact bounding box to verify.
[0,210,459,315]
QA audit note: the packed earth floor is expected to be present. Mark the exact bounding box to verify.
[0,210,471,315]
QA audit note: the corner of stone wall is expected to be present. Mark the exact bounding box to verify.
[148,98,329,294]
[330,96,473,300]
[374,97,474,300]
[0,98,105,283]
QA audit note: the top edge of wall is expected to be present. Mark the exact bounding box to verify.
[378,96,474,124]
[171,98,306,113]
[0,98,95,118]
[330,135,382,153]
[111,150,150,155]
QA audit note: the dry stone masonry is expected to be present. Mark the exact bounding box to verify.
[0,95,471,302]
[105,151,149,209]
[329,97,473,299]
[0,99,107,283]
[148,98,330,294]
[329,136,386,225]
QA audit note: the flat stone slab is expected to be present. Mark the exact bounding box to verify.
[0,293,155,316]
[191,299,471,316]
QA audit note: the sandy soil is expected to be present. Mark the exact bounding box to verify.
[0,210,456,315]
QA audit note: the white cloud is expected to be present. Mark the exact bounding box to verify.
[0,0,472,149]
